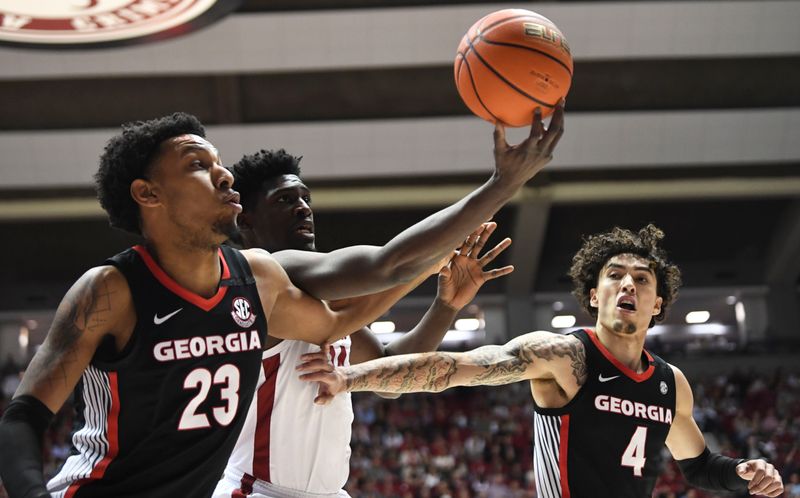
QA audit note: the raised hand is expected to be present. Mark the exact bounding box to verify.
[493,100,565,187]
[736,459,784,497]
[437,222,513,311]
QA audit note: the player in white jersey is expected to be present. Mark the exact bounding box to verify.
[213,149,514,497]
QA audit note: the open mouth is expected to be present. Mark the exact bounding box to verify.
[617,297,637,312]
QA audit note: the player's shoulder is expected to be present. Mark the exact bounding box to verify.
[665,362,693,402]
[240,248,295,289]
[514,329,583,348]
[241,248,280,271]
[77,264,131,299]
[63,265,134,332]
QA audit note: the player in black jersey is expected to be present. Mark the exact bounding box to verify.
[0,106,564,498]
[300,224,785,498]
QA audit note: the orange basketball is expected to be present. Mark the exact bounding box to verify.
[454,9,573,127]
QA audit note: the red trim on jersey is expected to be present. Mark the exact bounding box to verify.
[559,414,571,498]
[133,245,230,312]
[232,472,256,497]
[64,372,121,498]
[584,329,655,383]
[253,356,281,482]
[338,345,346,366]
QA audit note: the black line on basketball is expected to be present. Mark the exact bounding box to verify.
[462,55,501,123]
[479,39,573,77]
[466,36,556,109]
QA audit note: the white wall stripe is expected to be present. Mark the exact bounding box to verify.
[0,2,796,80]
[1,109,797,189]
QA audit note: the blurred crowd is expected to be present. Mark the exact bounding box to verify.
[1,360,799,498]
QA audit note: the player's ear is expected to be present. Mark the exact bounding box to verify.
[131,178,161,208]
[653,296,663,316]
[589,288,598,308]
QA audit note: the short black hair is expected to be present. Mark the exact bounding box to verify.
[95,112,206,235]
[231,149,302,212]
[568,224,682,328]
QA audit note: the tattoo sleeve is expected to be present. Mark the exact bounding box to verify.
[343,333,587,394]
[20,271,116,396]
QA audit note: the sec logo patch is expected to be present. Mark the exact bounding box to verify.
[231,296,256,328]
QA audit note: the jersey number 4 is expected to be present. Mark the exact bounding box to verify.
[621,426,648,477]
[179,364,240,430]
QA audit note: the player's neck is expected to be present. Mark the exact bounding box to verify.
[143,239,223,299]
[593,323,648,373]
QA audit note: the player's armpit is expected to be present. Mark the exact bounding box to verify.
[16,266,132,413]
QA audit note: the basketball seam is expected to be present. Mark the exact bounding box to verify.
[462,54,501,123]
[466,35,556,109]
[480,38,573,77]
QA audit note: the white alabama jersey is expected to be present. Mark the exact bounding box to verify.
[217,337,353,496]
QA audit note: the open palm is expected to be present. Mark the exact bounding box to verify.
[437,222,513,311]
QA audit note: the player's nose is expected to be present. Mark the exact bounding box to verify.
[215,164,234,190]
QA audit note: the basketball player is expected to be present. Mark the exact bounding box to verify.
[213,150,513,498]
[0,103,565,498]
[300,225,785,498]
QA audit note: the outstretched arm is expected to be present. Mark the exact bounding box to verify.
[248,249,437,345]
[298,330,586,404]
[667,366,784,497]
[273,103,565,300]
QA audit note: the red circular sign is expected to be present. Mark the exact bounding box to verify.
[0,0,241,48]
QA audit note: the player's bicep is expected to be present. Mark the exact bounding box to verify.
[16,267,128,412]
[492,331,587,386]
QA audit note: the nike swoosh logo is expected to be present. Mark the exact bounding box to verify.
[153,308,183,325]
[598,374,621,383]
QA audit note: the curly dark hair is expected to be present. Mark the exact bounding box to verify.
[568,224,682,328]
[94,112,206,235]
[231,149,303,212]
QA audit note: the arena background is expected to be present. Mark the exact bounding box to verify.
[0,1,798,497]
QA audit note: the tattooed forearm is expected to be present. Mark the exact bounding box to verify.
[346,353,459,393]
[340,332,587,394]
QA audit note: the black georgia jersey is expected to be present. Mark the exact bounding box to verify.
[47,245,267,498]
[532,328,676,498]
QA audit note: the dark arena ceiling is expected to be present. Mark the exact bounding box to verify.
[0,0,797,344]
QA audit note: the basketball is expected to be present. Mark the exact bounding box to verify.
[454,9,573,127]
